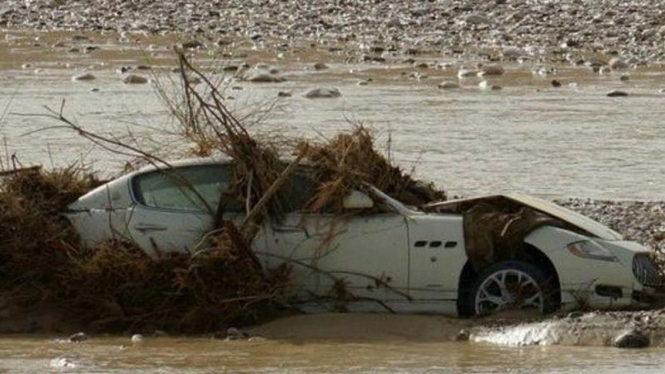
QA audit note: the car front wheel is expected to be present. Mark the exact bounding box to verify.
[470,261,555,316]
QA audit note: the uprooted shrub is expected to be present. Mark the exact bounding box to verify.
[0,167,292,333]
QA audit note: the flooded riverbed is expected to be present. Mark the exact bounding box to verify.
[1,31,665,200]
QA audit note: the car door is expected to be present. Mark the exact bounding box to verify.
[261,173,411,309]
[126,163,250,255]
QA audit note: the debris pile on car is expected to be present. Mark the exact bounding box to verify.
[0,51,446,333]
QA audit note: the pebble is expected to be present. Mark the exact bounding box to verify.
[551,79,562,88]
[50,357,76,368]
[620,75,630,81]
[72,72,96,81]
[479,64,504,76]
[277,90,292,97]
[438,81,460,90]
[68,332,88,342]
[609,58,629,71]
[21,63,31,69]
[89,87,100,92]
[304,87,342,98]
[613,330,650,348]
[131,334,144,343]
[123,74,148,84]
[458,67,479,79]
[246,72,286,83]
[313,62,329,70]
[181,40,204,50]
[606,90,628,97]
[465,13,492,25]
[479,80,502,91]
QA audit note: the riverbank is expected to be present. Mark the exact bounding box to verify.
[2,0,665,68]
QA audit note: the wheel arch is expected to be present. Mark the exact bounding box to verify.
[456,243,561,317]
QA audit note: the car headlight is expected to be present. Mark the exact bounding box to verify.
[567,240,617,262]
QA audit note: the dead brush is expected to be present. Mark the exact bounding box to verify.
[297,126,446,212]
[0,166,100,292]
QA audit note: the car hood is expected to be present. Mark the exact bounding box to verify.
[427,194,624,241]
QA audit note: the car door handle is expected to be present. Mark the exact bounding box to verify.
[133,223,168,233]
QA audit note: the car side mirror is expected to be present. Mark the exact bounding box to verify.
[343,190,374,210]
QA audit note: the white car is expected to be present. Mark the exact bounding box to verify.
[65,157,661,316]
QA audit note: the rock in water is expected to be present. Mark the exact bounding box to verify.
[607,90,628,97]
[181,40,203,49]
[247,72,286,83]
[479,80,502,91]
[609,58,629,70]
[304,88,341,98]
[480,64,504,76]
[313,62,329,70]
[438,81,460,89]
[50,357,76,368]
[131,334,144,343]
[68,332,88,342]
[72,73,96,81]
[613,330,650,348]
[123,74,148,84]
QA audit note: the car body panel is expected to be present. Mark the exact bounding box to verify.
[525,226,649,309]
[428,194,624,241]
[262,212,411,305]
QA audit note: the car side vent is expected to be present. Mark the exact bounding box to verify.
[632,253,663,288]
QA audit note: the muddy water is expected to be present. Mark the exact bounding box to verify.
[1,331,665,373]
[2,31,665,200]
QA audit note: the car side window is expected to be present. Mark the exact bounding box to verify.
[132,164,241,213]
[280,171,318,213]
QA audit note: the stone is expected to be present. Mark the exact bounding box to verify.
[551,79,562,87]
[21,63,31,69]
[123,74,148,84]
[607,90,628,97]
[455,329,470,342]
[620,74,630,81]
[89,87,100,92]
[181,40,204,50]
[72,73,96,81]
[247,72,286,83]
[438,81,460,89]
[304,88,342,98]
[502,47,524,59]
[609,58,629,70]
[68,332,88,342]
[479,64,504,76]
[613,330,650,348]
[479,80,502,91]
[277,90,292,97]
[131,334,144,343]
[659,88,665,93]
[313,62,329,70]
[458,67,479,78]
[465,13,492,25]
[599,66,612,75]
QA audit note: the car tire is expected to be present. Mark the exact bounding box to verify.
[470,260,556,316]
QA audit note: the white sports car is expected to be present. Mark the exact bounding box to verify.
[65,158,662,316]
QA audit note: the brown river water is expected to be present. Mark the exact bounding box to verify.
[2,30,665,372]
